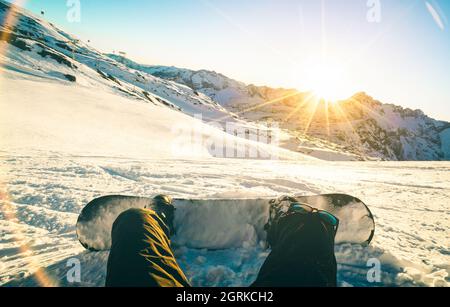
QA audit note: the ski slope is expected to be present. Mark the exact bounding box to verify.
[0,70,306,161]
[0,75,449,287]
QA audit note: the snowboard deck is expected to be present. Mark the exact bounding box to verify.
[77,194,375,251]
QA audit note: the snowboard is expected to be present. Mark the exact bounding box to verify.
[76,194,375,252]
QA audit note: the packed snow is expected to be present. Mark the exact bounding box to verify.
[1,154,449,287]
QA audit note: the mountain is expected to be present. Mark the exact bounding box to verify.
[0,0,305,161]
[107,54,302,108]
[1,0,448,161]
[107,55,450,161]
[0,0,245,122]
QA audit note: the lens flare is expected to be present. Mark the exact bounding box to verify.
[425,1,446,30]
[0,0,58,287]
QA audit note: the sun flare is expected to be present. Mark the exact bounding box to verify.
[303,59,352,102]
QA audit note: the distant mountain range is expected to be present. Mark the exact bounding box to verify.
[108,55,450,161]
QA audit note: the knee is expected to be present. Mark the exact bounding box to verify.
[112,208,155,234]
[117,208,147,221]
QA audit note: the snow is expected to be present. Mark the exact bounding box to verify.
[1,154,449,287]
[0,71,308,161]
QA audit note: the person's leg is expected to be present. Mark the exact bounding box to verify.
[105,208,190,287]
[252,213,337,287]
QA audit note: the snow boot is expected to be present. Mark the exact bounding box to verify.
[265,196,339,249]
[146,194,176,236]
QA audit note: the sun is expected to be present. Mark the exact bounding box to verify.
[303,59,352,102]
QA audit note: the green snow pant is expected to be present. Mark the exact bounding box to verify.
[251,212,337,287]
[105,209,190,287]
[105,209,337,287]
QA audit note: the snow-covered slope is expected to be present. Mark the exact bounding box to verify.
[0,0,312,161]
[110,57,450,161]
[1,70,308,161]
[0,0,240,123]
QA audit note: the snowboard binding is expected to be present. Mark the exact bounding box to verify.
[265,196,340,248]
[146,194,176,236]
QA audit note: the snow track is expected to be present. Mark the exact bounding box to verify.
[1,155,448,287]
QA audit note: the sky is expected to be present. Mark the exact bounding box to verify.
[6,0,450,121]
